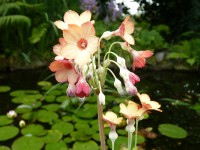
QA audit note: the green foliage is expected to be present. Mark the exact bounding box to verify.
[167,38,200,66]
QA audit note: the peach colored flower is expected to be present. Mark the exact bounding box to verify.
[120,101,145,120]
[53,38,67,60]
[54,10,92,30]
[49,60,78,84]
[114,16,135,45]
[103,111,123,126]
[61,22,99,67]
[131,50,153,70]
[137,93,162,112]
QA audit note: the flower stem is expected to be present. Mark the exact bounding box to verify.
[112,140,115,150]
[128,131,133,150]
[97,93,106,150]
[134,119,139,150]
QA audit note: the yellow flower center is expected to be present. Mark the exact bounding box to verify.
[77,38,88,50]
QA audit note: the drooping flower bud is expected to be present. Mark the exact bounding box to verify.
[98,91,105,105]
[75,77,91,98]
[102,31,114,40]
[66,84,76,97]
[124,80,138,96]
[116,56,126,68]
[114,78,125,95]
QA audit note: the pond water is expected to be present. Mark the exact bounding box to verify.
[0,68,200,150]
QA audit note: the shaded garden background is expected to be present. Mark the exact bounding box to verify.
[0,0,200,150]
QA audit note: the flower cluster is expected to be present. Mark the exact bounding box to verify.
[49,9,161,149]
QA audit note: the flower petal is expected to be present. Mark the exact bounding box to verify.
[81,22,96,38]
[74,51,91,67]
[63,25,81,43]
[54,20,68,30]
[80,10,91,24]
[55,70,68,82]
[123,34,135,45]
[61,43,80,59]
[49,61,65,72]
[139,50,153,58]
[64,10,79,25]
[125,21,134,34]
[86,36,99,54]
[67,69,79,84]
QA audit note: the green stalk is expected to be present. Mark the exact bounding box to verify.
[128,131,133,150]
[134,119,139,150]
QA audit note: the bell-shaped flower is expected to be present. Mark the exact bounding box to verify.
[119,101,145,121]
[131,50,153,70]
[66,84,76,97]
[98,91,105,105]
[103,111,123,127]
[137,93,162,112]
[75,77,91,98]
[61,22,99,67]
[114,78,125,95]
[113,16,135,45]
[53,38,66,60]
[49,60,78,84]
[54,10,92,30]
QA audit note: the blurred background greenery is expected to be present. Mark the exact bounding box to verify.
[0,0,200,70]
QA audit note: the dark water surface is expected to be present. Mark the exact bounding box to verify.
[0,68,200,149]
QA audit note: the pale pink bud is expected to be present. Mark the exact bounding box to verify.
[66,84,76,97]
[125,80,138,96]
[75,77,91,98]
[98,91,105,105]
[116,56,126,68]
[114,78,125,95]
[129,72,140,84]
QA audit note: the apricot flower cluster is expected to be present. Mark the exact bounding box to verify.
[49,10,161,150]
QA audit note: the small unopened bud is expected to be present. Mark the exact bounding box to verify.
[114,78,125,95]
[125,81,138,96]
[109,130,118,141]
[116,56,126,68]
[98,92,105,105]
[19,120,26,128]
[66,84,76,97]
[125,122,135,133]
[7,110,17,118]
[102,31,113,40]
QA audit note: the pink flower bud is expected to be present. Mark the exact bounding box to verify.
[66,84,76,97]
[75,77,91,98]
[129,72,140,84]
[124,80,138,96]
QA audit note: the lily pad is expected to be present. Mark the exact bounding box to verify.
[56,95,68,103]
[21,124,46,136]
[40,130,63,143]
[37,81,52,87]
[0,126,19,141]
[0,146,10,150]
[158,123,187,139]
[11,94,42,104]
[42,104,60,112]
[15,104,32,114]
[70,131,91,141]
[62,116,72,122]
[12,136,44,150]
[44,95,56,102]
[37,110,59,123]
[45,141,68,150]
[73,141,98,150]
[0,115,13,126]
[10,90,39,97]
[52,122,74,135]
[0,86,11,93]
[76,104,97,119]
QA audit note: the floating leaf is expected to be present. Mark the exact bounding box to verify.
[11,94,42,104]
[12,136,44,150]
[0,146,10,150]
[42,104,60,112]
[45,141,68,150]
[62,116,72,122]
[44,95,56,102]
[0,86,11,93]
[15,104,32,114]
[21,124,46,136]
[63,137,74,144]
[52,122,74,135]
[0,115,13,126]
[37,110,59,123]
[37,81,52,87]
[10,90,39,97]
[70,131,91,141]
[40,130,63,143]
[158,124,187,139]
[76,104,97,119]
[0,126,19,141]
[92,133,100,142]
[56,95,68,103]
[73,141,98,150]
